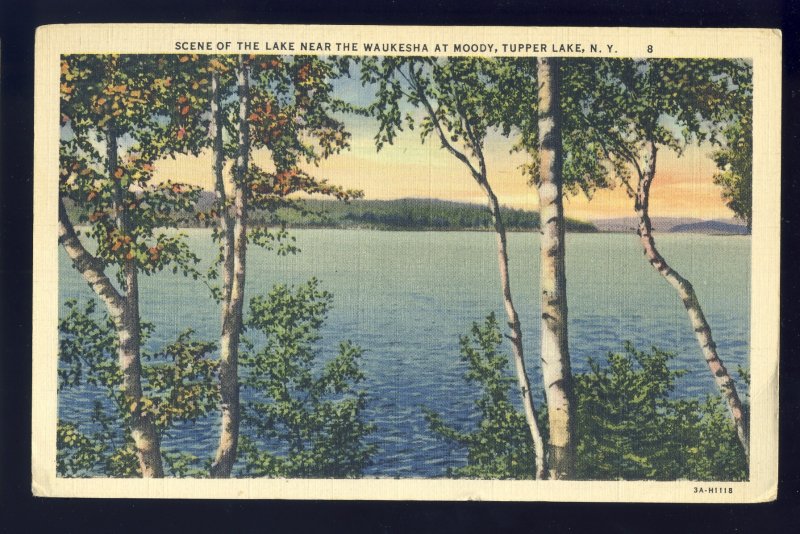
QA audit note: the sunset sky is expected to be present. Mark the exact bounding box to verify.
[151,67,736,223]
[153,113,734,222]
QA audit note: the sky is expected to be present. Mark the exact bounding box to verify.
[146,61,737,222]
[86,59,720,224]
[62,58,744,223]
[153,112,734,222]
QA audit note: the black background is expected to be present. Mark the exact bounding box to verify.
[1,0,797,531]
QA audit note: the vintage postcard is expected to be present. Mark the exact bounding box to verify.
[32,25,780,501]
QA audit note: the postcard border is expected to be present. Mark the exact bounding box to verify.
[32,24,781,502]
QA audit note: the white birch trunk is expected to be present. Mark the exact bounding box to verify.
[536,57,576,479]
[211,70,235,306]
[478,181,547,480]
[58,125,164,478]
[636,140,749,457]
[409,64,547,479]
[211,58,249,478]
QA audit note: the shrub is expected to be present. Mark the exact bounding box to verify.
[237,279,376,478]
[57,299,218,477]
[575,342,747,481]
[423,313,539,479]
[426,315,748,481]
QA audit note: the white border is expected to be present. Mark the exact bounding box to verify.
[32,25,781,501]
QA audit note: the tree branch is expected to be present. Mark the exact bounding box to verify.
[391,67,423,102]
[573,108,644,192]
[407,64,483,182]
[452,89,487,180]
[58,195,126,315]
[593,133,637,197]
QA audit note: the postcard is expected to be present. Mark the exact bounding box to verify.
[32,24,780,501]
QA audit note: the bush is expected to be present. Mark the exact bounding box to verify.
[423,313,539,479]
[58,282,376,479]
[238,279,376,478]
[575,342,747,481]
[426,315,748,481]
[57,299,219,477]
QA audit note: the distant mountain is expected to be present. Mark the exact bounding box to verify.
[670,220,749,235]
[592,217,700,233]
[246,197,598,232]
[66,195,598,232]
[592,216,749,235]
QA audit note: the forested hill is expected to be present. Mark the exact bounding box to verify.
[246,197,597,232]
[64,195,597,232]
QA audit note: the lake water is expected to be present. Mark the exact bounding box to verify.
[59,229,751,477]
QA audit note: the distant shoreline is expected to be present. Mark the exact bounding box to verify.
[65,196,750,235]
[74,225,748,236]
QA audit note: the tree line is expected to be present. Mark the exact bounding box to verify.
[64,196,599,232]
[57,54,752,480]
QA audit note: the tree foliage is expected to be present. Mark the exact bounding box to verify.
[58,54,221,477]
[238,279,376,478]
[711,102,752,229]
[196,55,363,301]
[358,56,611,195]
[565,58,752,198]
[57,284,377,479]
[575,343,746,481]
[488,58,615,197]
[240,55,362,224]
[426,317,747,481]
[60,54,206,284]
[57,299,219,477]
[423,314,539,479]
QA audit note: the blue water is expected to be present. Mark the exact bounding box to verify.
[58,229,750,477]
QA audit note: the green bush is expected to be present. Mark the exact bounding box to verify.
[238,279,376,478]
[57,299,218,477]
[575,342,747,481]
[426,315,748,481]
[423,313,539,479]
[58,281,376,479]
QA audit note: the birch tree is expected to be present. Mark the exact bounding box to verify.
[57,300,220,477]
[361,56,547,479]
[206,55,360,477]
[532,57,576,479]
[488,57,613,479]
[207,55,250,477]
[570,58,752,455]
[59,54,208,477]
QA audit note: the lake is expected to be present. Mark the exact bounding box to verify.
[59,229,751,477]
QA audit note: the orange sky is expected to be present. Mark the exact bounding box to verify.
[153,118,734,222]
